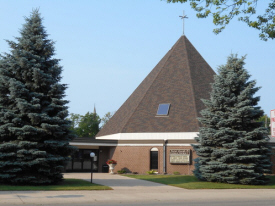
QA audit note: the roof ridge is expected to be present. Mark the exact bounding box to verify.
[121,39,181,132]
[183,36,200,129]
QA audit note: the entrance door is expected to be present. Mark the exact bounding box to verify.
[67,149,99,172]
[150,150,158,170]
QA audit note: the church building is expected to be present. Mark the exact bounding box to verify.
[68,35,275,174]
[68,34,215,174]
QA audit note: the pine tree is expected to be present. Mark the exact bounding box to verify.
[193,54,271,185]
[0,10,76,185]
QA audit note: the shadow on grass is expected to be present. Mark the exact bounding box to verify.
[0,179,112,191]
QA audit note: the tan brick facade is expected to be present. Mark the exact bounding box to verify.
[68,143,275,175]
[104,145,197,175]
[69,138,275,175]
[111,146,160,174]
[98,145,275,175]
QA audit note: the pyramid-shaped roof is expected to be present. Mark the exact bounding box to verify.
[96,35,215,137]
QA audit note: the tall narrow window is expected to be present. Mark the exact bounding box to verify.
[156,103,170,116]
[150,148,158,170]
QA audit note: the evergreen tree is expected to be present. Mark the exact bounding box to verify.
[193,54,271,185]
[0,10,76,185]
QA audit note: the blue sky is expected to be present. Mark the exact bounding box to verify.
[0,0,274,118]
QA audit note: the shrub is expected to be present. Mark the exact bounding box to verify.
[117,169,126,174]
[147,170,156,175]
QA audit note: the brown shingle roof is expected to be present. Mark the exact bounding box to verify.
[96,35,215,137]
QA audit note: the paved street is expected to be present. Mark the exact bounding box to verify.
[1,173,275,206]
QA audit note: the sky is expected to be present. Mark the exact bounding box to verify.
[0,0,274,118]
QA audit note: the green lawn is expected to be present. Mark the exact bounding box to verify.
[124,175,275,189]
[0,179,112,191]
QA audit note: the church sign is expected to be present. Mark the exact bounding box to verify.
[169,149,190,164]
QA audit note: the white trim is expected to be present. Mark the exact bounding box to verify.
[167,144,197,146]
[117,144,163,147]
[96,132,198,140]
[70,142,163,147]
[70,143,116,147]
[70,142,196,147]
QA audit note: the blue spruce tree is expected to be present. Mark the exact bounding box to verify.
[0,10,76,185]
[193,54,271,185]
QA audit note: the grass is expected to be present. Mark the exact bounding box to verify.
[124,174,275,189]
[0,179,112,191]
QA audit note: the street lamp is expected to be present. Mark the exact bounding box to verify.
[90,152,95,183]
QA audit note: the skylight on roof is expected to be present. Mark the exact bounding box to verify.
[156,104,170,116]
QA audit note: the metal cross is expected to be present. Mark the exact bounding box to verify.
[179,11,188,35]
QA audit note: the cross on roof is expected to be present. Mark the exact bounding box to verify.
[179,11,188,36]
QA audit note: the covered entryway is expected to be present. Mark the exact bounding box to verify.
[67,138,118,172]
[66,149,99,172]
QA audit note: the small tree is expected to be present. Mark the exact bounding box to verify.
[77,112,100,138]
[193,54,271,185]
[69,112,100,138]
[0,10,76,185]
[68,113,81,132]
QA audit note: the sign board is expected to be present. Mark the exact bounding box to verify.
[271,109,275,137]
[169,149,190,164]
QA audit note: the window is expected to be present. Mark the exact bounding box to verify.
[150,148,158,170]
[156,103,170,116]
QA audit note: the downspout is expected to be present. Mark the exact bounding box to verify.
[163,139,167,174]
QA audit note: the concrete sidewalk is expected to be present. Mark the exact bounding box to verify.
[64,172,184,191]
[1,173,275,206]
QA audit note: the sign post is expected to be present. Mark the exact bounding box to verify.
[90,152,95,183]
[271,109,275,137]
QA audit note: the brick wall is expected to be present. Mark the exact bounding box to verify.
[108,145,197,174]
[68,145,275,174]
[110,146,161,174]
